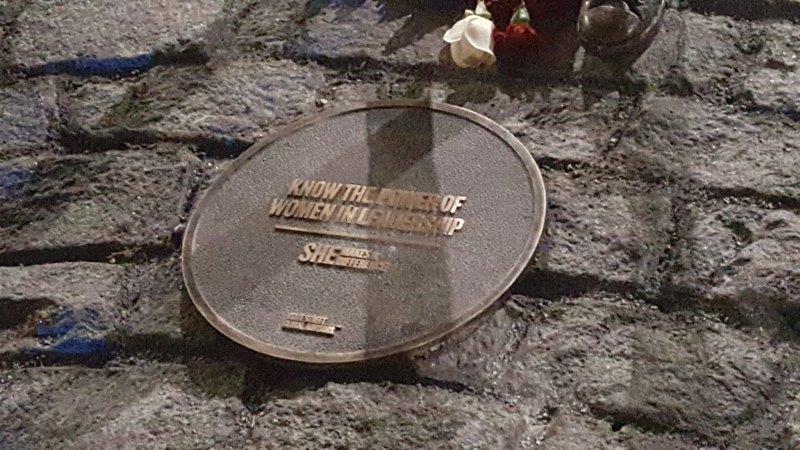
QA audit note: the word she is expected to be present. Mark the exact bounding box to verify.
[298,243,391,272]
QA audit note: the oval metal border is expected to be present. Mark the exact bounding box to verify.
[181,100,547,364]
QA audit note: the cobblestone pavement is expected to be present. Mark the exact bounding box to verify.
[1,0,799,448]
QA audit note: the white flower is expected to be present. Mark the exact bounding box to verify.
[443,1,496,68]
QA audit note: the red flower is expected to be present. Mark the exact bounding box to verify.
[494,24,540,58]
[492,4,544,65]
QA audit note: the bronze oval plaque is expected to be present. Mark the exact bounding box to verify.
[182,101,546,364]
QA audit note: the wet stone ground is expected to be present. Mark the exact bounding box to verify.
[1,0,799,448]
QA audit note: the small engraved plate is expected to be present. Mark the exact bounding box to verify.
[282,314,342,337]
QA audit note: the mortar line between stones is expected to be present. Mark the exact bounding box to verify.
[0,242,175,267]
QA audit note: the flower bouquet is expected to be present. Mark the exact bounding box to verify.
[443,0,666,72]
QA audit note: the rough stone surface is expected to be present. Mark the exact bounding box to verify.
[120,256,224,349]
[0,256,227,358]
[676,11,752,98]
[10,0,224,67]
[619,95,800,199]
[0,361,247,448]
[232,0,304,57]
[2,1,800,448]
[0,263,126,356]
[670,201,800,329]
[0,79,58,156]
[58,79,134,132]
[299,0,456,67]
[421,293,798,447]
[507,87,626,164]
[251,382,543,448]
[741,20,800,113]
[317,79,627,164]
[0,263,124,314]
[0,145,198,259]
[61,59,326,144]
[535,169,672,287]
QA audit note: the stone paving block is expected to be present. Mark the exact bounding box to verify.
[249,381,542,448]
[741,21,800,113]
[233,0,311,56]
[0,361,247,448]
[0,262,125,357]
[415,302,546,397]
[421,293,795,446]
[58,78,135,132]
[119,259,185,338]
[541,411,699,448]
[527,294,788,444]
[0,258,224,360]
[0,145,198,258]
[619,94,800,199]
[61,59,326,145]
[745,67,799,114]
[507,87,624,164]
[298,0,454,67]
[534,169,673,287]
[672,201,800,326]
[0,79,58,157]
[120,257,224,349]
[10,0,224,67]
[574,315,789,444]
[676,11,751,97]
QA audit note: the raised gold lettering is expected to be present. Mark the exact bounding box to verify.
[269,198,290,216]
[440,195,455,214]
[350,185,368,203]
[275,179,468,239]
[447,218,465,235]
[322,182,342,200]
[297,243,316,262]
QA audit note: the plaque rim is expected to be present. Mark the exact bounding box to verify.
[182,100,547,364]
